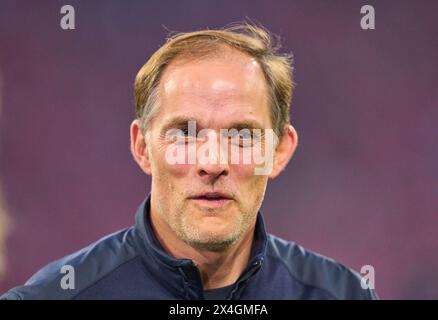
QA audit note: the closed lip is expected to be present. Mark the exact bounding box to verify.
[188,192,234,200]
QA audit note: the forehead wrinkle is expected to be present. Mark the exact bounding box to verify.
[160,53,267,101]
[161,74,247,108]
[156,52,271,132]
[158,92,271,132]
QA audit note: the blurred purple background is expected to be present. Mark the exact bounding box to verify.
[0,0,437,299]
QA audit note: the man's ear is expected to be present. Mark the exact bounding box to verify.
[268,124,298,179]
[130,119,152,175]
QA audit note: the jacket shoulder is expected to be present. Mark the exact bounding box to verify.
[1,227,138,300]
[266,234,378,299]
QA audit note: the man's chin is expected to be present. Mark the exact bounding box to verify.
[186,236,237,252]
[181,224,241,251]
[189,218,237,235]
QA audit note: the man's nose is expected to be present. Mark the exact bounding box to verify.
[197,160,229,181]
[196,131,229,182]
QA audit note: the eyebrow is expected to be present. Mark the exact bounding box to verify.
[160,116,266,134]
[160,116,197,135]
[226,121,266,131]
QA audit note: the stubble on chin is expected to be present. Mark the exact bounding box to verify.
[172,201,254,252]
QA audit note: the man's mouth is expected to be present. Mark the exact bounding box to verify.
[188,192,233,208]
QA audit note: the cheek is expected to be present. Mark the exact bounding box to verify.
[152,144,192,186]
[232,162,255,177]
[231,162,268,198]
[244,176,268,211]
[232,147,266,176]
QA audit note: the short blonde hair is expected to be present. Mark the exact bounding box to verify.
[134,23,294,137]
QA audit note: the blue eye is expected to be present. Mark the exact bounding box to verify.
[165,128,193,145]
[225,129,254,148]
[239,131,252,140]
[228,129,250,139]
[180,128,190,136]
[176,127,198,137]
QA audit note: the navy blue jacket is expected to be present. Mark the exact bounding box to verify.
[1,196,378,300]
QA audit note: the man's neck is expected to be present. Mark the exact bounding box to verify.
[149,206,256,290]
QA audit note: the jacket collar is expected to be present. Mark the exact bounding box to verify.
[133,194,268,299]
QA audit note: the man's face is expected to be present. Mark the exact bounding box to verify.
[146,51,273,251]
